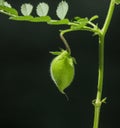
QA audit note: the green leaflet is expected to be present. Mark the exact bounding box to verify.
[115,0,120,5]
[71,17,88,29]
[31,16,51,22]
[89,15,99,22]
[10,16,33,21]
[50,50,75,94]
[0,5,18,16]
[48,19,69,25]
[10,16,51,22]
[0,0,18,16]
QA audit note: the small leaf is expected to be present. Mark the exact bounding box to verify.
[50,51,62,55]
[30,16,51,22]
[36,2,49,16]
[50,50,75,94]
[48,19,69,25]
[115,0,120,5]
[10,16,33,21]
[0,6,18,16]
[89,15,99,22]
[56,1,69,20]
[71,17,88,29]
[21,3,33,16]
[74,17,88,22]
[10,16,51,22]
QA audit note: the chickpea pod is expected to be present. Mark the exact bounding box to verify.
[50,50,75,94]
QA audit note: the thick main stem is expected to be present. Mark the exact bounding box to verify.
[93,36,104,128]
[93,0,115,128]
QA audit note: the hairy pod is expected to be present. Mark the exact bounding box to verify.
[50,50,75,94]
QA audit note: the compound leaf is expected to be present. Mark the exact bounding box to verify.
[36,2,49,16]
[56,1,69,20]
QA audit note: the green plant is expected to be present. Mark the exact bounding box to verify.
[0,0,120,128]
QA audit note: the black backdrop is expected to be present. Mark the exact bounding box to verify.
[0,0,120,128]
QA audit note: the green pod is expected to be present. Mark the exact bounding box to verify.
[50,50,75,94]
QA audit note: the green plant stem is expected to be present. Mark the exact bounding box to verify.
[93,0,115,128]
[93,36,104,128]
[102,0,115,35]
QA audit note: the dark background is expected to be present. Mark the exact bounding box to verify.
[0,0,120,128]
